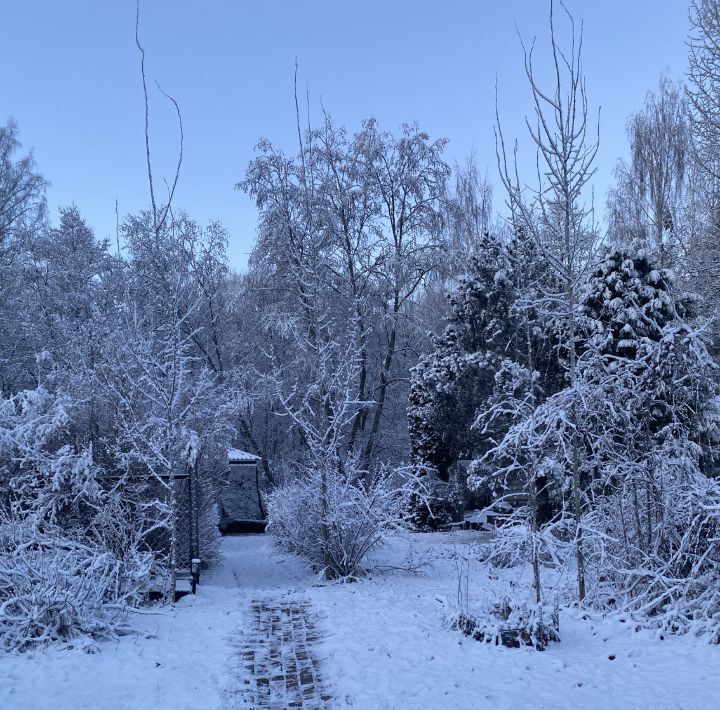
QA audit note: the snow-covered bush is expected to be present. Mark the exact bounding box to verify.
[584,466,720,641]
[0,518,153,652]
[266,462,415,579]
[476,512,575,569]
[0,384,104,526]
[449,600,559,651]
[0,360,228,637]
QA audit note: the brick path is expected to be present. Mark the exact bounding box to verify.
[227,596,333,709]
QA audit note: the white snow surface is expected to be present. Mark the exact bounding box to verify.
[227,448,262,463]
[2,532,720,709]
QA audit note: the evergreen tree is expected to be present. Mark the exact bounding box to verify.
[408,233,518,482]
[578,247,717,473]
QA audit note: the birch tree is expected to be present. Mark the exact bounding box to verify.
[687,0,720,349]
[689,0,720,186]
[0,120,46,260]
[239,116,449,474]
[0,122,47,396]
[608,77,689,267]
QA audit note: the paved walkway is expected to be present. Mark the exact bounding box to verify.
[220,536,334,709]
[237,597,333,709]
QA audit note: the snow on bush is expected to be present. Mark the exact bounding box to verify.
[0,519,153,652]
[264,323,427,578]
[471,462,720,641]
[583,467,720,642]
[476,510,575,572]
[448,598,560,651]
[266,462,417,579]
[440,555,560,651]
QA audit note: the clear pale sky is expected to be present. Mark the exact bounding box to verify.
[1,1,690,270]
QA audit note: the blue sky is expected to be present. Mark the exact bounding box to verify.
[1,1,690,270]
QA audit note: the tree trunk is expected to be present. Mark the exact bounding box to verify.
[568,278,586,602]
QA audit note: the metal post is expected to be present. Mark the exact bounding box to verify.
[191,460,200,563]
[191,558,201,594]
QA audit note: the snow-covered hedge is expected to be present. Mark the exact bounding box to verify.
[0,520,153,652]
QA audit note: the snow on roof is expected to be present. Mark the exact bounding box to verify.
[228,448,262,463]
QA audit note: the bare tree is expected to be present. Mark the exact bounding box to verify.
[134,0,183,240]
[495,0,600,601]
[608,76,689,268]
[689,0,720,184]
[0,121,46,260]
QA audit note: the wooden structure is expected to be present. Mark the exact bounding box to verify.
[219,448,266,533]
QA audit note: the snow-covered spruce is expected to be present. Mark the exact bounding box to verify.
[407,230,560,529]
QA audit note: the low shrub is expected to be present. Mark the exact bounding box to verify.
[265,461,416,579]
[0,519,153,652]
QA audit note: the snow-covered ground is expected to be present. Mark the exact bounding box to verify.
[2,532,719,709]
[313,533,720,709]
[0,536,314,710]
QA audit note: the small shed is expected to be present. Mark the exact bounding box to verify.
[219,448,266,533]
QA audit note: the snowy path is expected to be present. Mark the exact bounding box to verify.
[220,535,334,709]
[220,532,313,593]
[224,596,333,708]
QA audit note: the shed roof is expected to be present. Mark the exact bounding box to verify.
[228,448,262,464]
